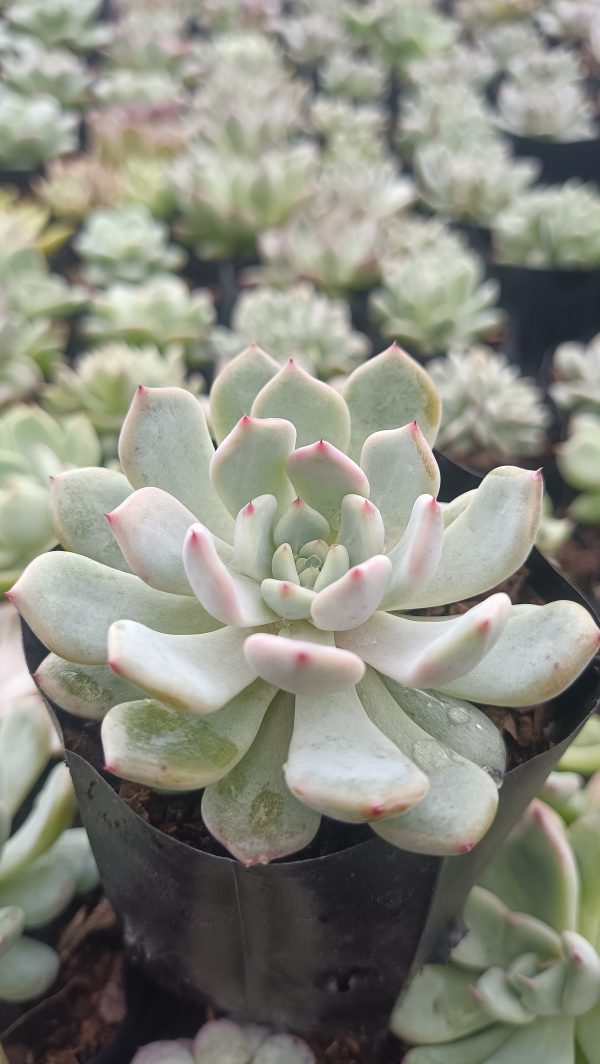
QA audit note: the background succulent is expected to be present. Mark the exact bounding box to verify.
[13,347,599,868]
[132,1018,315,1064]
[0,89,77,169]
[550,336,600,417]
[1,38,92,108]
[74,205,186,287]
[4,0,109,51]
[497,80,596,141]
[398,83,496,158]
[558,720,600,777]
[493,183,600,270]
[344,0,458,72]
[557,415,600,524]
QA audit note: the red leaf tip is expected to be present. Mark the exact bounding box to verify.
[459,840,475,854]
[292,496,303,507]
[296,650,310,665]
[351,566,363,581]
[107,659,122,675]
[244,501,255,515]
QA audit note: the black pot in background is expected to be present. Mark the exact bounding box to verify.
[487,261,600,376]
[506,131,600,186]
[449,220,492,258]
[21,457,600,1040]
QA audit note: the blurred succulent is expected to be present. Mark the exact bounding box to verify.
[0,304,64,378]
[507,46,583,86]
[132,1018,314,1064]
[315,158,415,221]
[0,405,100,592]
[393,797,600,1064]
[106,11,195,78]
[549,336,600,416]
[260,211,383,294]
[0,702,99,1003]
[538,0,600,39]
[428,347,549,463]
[13,346,599,865]
[476,21,544,68]
[320,50,387,101]
[399,83,496,157]
[36,156,124,221]
[194,0,280,33]
[456,0,538,23]
[0,601,50,723]
[406,45,496,91]
[310,98,388,162]
[93,69,184,108]
[83,276,215,358]
[535,493,574,560]
[4,0,109,50]
[494,182,600,269]
[414,140,538,226]
[345,0,457,72]
[537,770,590,821]
[74,205,185,287]
[6,273,87,322]
[89,103,185,165]
[558,719,600,776]
[0,89,77,169]
[383,214,468,265]
[370,249,502,357]
[211,285,369,377]
[172,144,317,258]
[498,81,596,141]
[557,414,600,524]
[1,38,92,108]
[272,9,342,66]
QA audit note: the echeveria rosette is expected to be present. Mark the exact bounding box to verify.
[393,796,600,1064]
[11,346,600,867]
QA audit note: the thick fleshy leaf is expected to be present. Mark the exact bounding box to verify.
[49,828,99,894]
[343,344,441,460]
[193,1019,254,1063]
[202,692,320,866]
[336,496,385,565]
[392,965,491,1044]
[107,622,260,715]
[0,852,75,929]
[286,440,369,530]
[254,1035,316,1064]
[512,958,568,1017]
[338,595,511,689]
[35,655,142,721]
[0,764,75,883]
[107,487,202,595]
[0,704,53,817]
[311,555,392,631]
[382,495,444,609]
[0,936,59,1002]
[403,1025,512,1064]
[102,682,274,791]
[577,1000,600,1063]
[232,495,277,581]
[478,801,579,933]
[260,580,316,621]
[286,684,428,823]
[471,1016,575,1064]
[210,416,296,518]
[313,543,350,591]
[10,552,217,665]
[561,931,600,1016]
[119,386,234,540]
[437,601,600,707]
[473,967,535,1025]
[400,467,543,609]
[184,524,274,626]
[360,671,499,855]
[244,632,365,695]
[360,422,440,548]
[452,887,562,972]
[0,906,25,958]
[50,468,131,572]
[273,499,330,551]
[131,1044,194,1064]
[569,811,600,945]
[210,345,279,444]
[251,359,351,450]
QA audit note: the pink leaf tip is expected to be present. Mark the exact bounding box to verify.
[240,414,252,426]
[351,566,363,581]
[244,501,255,515]
[458,840,475,854]
[107,659,122,676]
[296,650,310,665]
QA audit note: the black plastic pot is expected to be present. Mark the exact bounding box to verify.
[506,131,600,186]
[487,261,600,376]
[21,455,600,1039]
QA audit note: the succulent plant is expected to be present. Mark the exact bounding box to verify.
[414,140,539,226]
[0,89,78,169]
[393,796,600,1064]
[4,0,110,51]
[537,770,590,822]
[6,272,87,322]
[271,9,342,66]
[558,719,600,776]
[132,1018,315,1064]
[0,405,100,593]
[320,49,387,101]
[260,212,383,294]
[0,601,51,726]
[38,153,175,223]
[344,0,458,72]
[405,45,496,91]
[1,38,92,107]
[456,0,538,23]
[428,347,549,463]
[549,336,600,417]
[539,0,600,40]
[557,415,600,524]
[398,83,496,157]
[12,346,599,866]
[310,98,388,163]
[83,276,215,359]
[0,302,43,407]
[106,10,195,78]
[497,81,596,141]
[74,205,185,287]
[0,302,64,378]
[494,183,600,270]
[210,284,370,377]
[93,69,184,108]
[535,494,574,560]
[370,250,502,357]
[89,103,185,164]
[476,21,544,68]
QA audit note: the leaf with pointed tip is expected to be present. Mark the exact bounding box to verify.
[107,622,260,715]
[11,552,217,665]
[50,468,131,572]
[271,543,300,583]
[452,887,562,972]
[403,1025,512,1064]
[251,360,351,450]
[0,764,75,883]
[343,345,441,461]
[479,801,579,933]
[0,705,53,817]
[338,594,511,689]
[184,523,274,626]
[286,441,369,530]
[286,684,428,823]
[512,957,567,1016]
[360,423,440,549]
[210,345,279,444]
[400,467,543,609]
[102,681,274,790]
[119,386,234,541]
[474,967,536,1025]
[382,495,443,609]
[0,852,75,929]
[210,416,296,517]
[336,495,385,565]
[392,965,491,1044]
[437,601,600,707]
[273,499,329,551]
[359,670,499,855]
[561,931,600,1016]
[193,1018,254,1063]
[260,579,315,620]
[35,655,142,721]
[0,936,60,1002]
[244,632,365,695]
[314,544,350,591]
[202,692,320,866]
[232,495,277,581]
[311,556,391,632]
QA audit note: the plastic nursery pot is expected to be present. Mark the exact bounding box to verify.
[487,260,600,376]
[21,456,600,1039]
[449,220,492,258]
[506,131,600,186]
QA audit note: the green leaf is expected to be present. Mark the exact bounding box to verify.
[251,360,351,450]
[0,704,53,817]
[0,763,75,883]
[0,852,75,929]
[569,811,600,946]
[35,655,142,721]
[210,345,279,444]
[286,440,368,530]
[392,965,491,1044]
[0,936,59,1003]
[50,468,131,572]
[360,422,440,549]
[403,1025,512,1064]
[210,416,296,518]
[106,486,201,595]
[452,887,561,972]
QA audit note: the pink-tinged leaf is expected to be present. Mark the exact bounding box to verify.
[311,555,392,631]
[336,495,385,565]
[232,494,277,581]
[273,497,330,551]
[313,543,350,591]
[244,632,365,695]
[183,523,275,627]
[360,422,440,549]
[286,440,369,530]
[559,931,600,1016]
[210,344,280,444]
[260,580,316,621]
[382,494,443,609]
[209,415,296,518]
[251,358,351,450]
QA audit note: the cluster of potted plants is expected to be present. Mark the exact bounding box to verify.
[0,0,599,1061]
